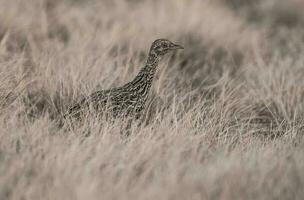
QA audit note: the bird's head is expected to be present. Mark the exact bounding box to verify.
[149,39,184,57]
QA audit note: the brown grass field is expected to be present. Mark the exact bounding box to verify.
[0,0,304,199]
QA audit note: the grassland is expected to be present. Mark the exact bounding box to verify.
[0,0,304,199]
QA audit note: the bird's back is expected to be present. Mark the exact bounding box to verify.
[65,85,143,119]
[65,88,111,119]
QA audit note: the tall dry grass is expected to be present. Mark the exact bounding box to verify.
[0,0,303,199]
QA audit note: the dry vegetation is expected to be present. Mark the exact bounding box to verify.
[0,0,304,199]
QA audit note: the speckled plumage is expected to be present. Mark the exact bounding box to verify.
[65,39,183,119]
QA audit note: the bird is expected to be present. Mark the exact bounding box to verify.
[64,39,184,120]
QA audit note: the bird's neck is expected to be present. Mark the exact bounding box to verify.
[129,51,160,95]
[143,51,160,79]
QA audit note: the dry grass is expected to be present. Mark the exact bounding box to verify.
[0,0,304,199]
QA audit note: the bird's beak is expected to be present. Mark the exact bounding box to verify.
[171,43,184,50]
